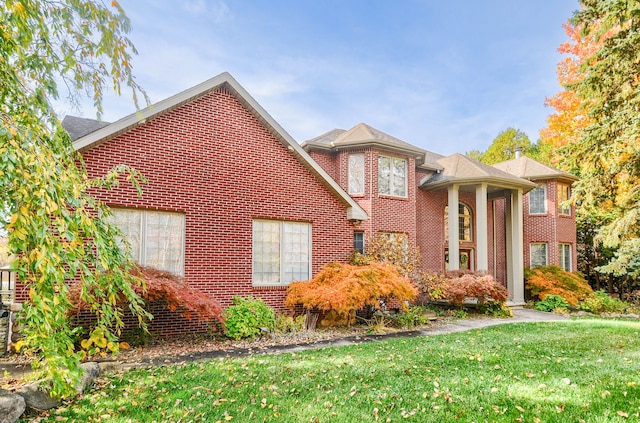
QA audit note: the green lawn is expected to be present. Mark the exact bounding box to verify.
[36,319,640,422]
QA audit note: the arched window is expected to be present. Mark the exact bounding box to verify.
[444,203,473,241]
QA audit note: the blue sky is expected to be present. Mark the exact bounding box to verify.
[60,0,579,155]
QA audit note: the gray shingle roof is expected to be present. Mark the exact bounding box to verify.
[420,153,537,191]
[62,116,110,141]
[492,156,579,182]
[302,123,444,170]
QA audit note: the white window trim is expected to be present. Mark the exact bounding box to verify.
[560,243,572,272]
[252,220,312,287]
[529,184,547,215]
[444,203,473,242]
[558,184,572,216]
[529,242,548,268]
[378,155,408,198]
[108,208,186,276]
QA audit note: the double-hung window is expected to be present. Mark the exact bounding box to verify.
[530,242,548,268]
[107,208,186,276]
[378,155,407,197]
[559,243,572,272]
[252,220,311,286]
[529,184,547,214]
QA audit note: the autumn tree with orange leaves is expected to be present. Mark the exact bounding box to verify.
[544,1,640,293]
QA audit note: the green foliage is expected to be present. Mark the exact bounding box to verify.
[388,306,434,329]
[466,127,532,164]
[274,313,306,334]
[389,310,418,329]
[525,266,593,306]
[222,296,275,340]
[479,301,514,318]
[535,294,570,313]
[0,0,149,397]
[562,1,640,280]
[34,320,640,422]
[577,290,629,314]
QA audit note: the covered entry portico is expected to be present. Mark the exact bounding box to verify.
[420,154,536,305]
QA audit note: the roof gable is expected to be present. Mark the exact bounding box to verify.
[71,72,368,222]
[302,122,444,171]
[421,153,537,191]
[492,156,578,183]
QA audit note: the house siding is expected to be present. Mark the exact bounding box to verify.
[78,87,357,335]
[522,180,577,271]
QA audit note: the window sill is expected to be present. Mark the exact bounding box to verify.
[252,284,288,291]
[378,194,409,201]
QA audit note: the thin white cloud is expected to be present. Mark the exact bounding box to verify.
[182,0,230,23]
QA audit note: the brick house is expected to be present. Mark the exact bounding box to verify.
[14,72,577,322]
[302,125,577,304]
[59,72,367,312]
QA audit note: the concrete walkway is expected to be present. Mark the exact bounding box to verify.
[0,309,569,377]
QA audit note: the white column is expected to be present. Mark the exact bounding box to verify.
[505,193,514,299]
[475,184,488,272]
[510,189,525,304]
[448,185,459,270]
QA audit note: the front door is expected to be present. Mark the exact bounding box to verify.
[445,248,474,271]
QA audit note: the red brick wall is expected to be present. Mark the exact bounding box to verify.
[523,180,577,270]
[78,87,357,335]
[334,149,418,244]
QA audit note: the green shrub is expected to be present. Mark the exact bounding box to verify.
[480,301,514,318]
[390,311,417,329]
[222,296,275,340]
[275,313,307,334]
[535,294,570,312]
[577,290,628,314]
[525,266,593,306]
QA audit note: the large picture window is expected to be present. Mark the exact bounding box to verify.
[529,184,547,214]
[348,153,365,195]
[252,220,311,286]
[378,155,407,197]
[107,208,185,276]
[530,242,548,268]
[558,183,571,216]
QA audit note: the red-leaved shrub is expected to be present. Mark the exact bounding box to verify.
[70,266,224,327]
[285,262,418,315]
[444,271,508,306]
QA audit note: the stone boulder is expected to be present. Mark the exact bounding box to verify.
[16,381,61,412]
[77,362,100,394]
[0,388,26,423]
[15,361,101,413]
